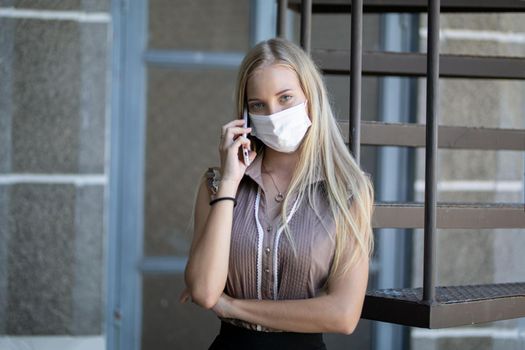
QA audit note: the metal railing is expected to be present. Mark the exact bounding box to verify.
[281,0,525,329]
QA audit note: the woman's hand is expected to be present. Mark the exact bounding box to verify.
[211,292,235,319]
[219,119,257,185]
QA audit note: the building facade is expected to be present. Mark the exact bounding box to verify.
[0,1,523,350]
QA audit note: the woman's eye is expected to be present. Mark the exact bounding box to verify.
[250,103,263,111]
[281,95,293,102]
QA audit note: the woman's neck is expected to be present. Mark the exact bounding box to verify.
[261,147,300,178]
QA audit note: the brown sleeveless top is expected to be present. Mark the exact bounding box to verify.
[205,152,337,332]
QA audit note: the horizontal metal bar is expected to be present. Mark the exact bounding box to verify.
[143,50,244,69]
[139,256,187,274]
[288,0,525,13]
[313,50,525,79]
[337,121,525,150]
[372,202,525,228]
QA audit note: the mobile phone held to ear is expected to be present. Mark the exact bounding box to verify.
[241,107,251,166]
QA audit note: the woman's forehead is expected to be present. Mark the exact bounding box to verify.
[246,64,301,96]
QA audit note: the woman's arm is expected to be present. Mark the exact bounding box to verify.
[184,176,238,309]
[184,120,255,310]
[217,252,369,335]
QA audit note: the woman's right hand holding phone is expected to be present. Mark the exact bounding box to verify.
[219,119,257,187]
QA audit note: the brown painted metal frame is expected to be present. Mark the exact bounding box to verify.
[300,0,313,53]
[288,0,525,13]
[286,0,525,329]
[372,202,525,229]
[350,0,363,163]
[337,121,525,151]
[424,0,440,303]
[277,0,289,37]
[312,50,525,79]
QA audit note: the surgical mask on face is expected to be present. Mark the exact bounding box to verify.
[248,101,311,153]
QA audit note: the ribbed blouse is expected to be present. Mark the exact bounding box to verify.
[206,152,337,332]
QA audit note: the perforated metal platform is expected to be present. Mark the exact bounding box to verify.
[362,282,525,328]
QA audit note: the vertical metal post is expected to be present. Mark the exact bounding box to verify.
[108,0,148,349]
[423,0,440,304]
[300,0,312,53]
[277,0,288,38]
[350,0,363,164]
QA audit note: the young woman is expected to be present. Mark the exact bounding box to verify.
[180,37,374,349]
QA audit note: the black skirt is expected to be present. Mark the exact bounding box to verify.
[209,320,327,350]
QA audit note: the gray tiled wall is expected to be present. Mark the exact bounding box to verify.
[13,0,109,12]
[0,2,109,336]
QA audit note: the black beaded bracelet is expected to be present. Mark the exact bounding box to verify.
[209,196,237,207]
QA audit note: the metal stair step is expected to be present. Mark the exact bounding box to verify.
[289,0,525,13]
[362,282,525,328]
[313,50,525,79]
[373,202,525,228]
[337,121,525,150]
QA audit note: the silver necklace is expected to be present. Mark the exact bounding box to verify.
[261,163,285,203]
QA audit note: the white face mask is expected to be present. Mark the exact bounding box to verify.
[249,101,311,153]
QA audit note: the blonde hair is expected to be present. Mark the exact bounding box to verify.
[234,37,374,287]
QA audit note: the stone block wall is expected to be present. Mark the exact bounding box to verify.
[0,1,110,347]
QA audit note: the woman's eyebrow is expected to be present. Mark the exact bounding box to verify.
[247,88,292,102]
[275,88,292,95]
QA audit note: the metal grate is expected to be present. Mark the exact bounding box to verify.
[369,282,525,304]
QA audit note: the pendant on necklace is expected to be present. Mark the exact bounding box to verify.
[275,193,284,202]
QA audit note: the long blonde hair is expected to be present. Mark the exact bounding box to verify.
[234,37,374,286]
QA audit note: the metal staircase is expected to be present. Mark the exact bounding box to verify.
[282,0,525,328]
